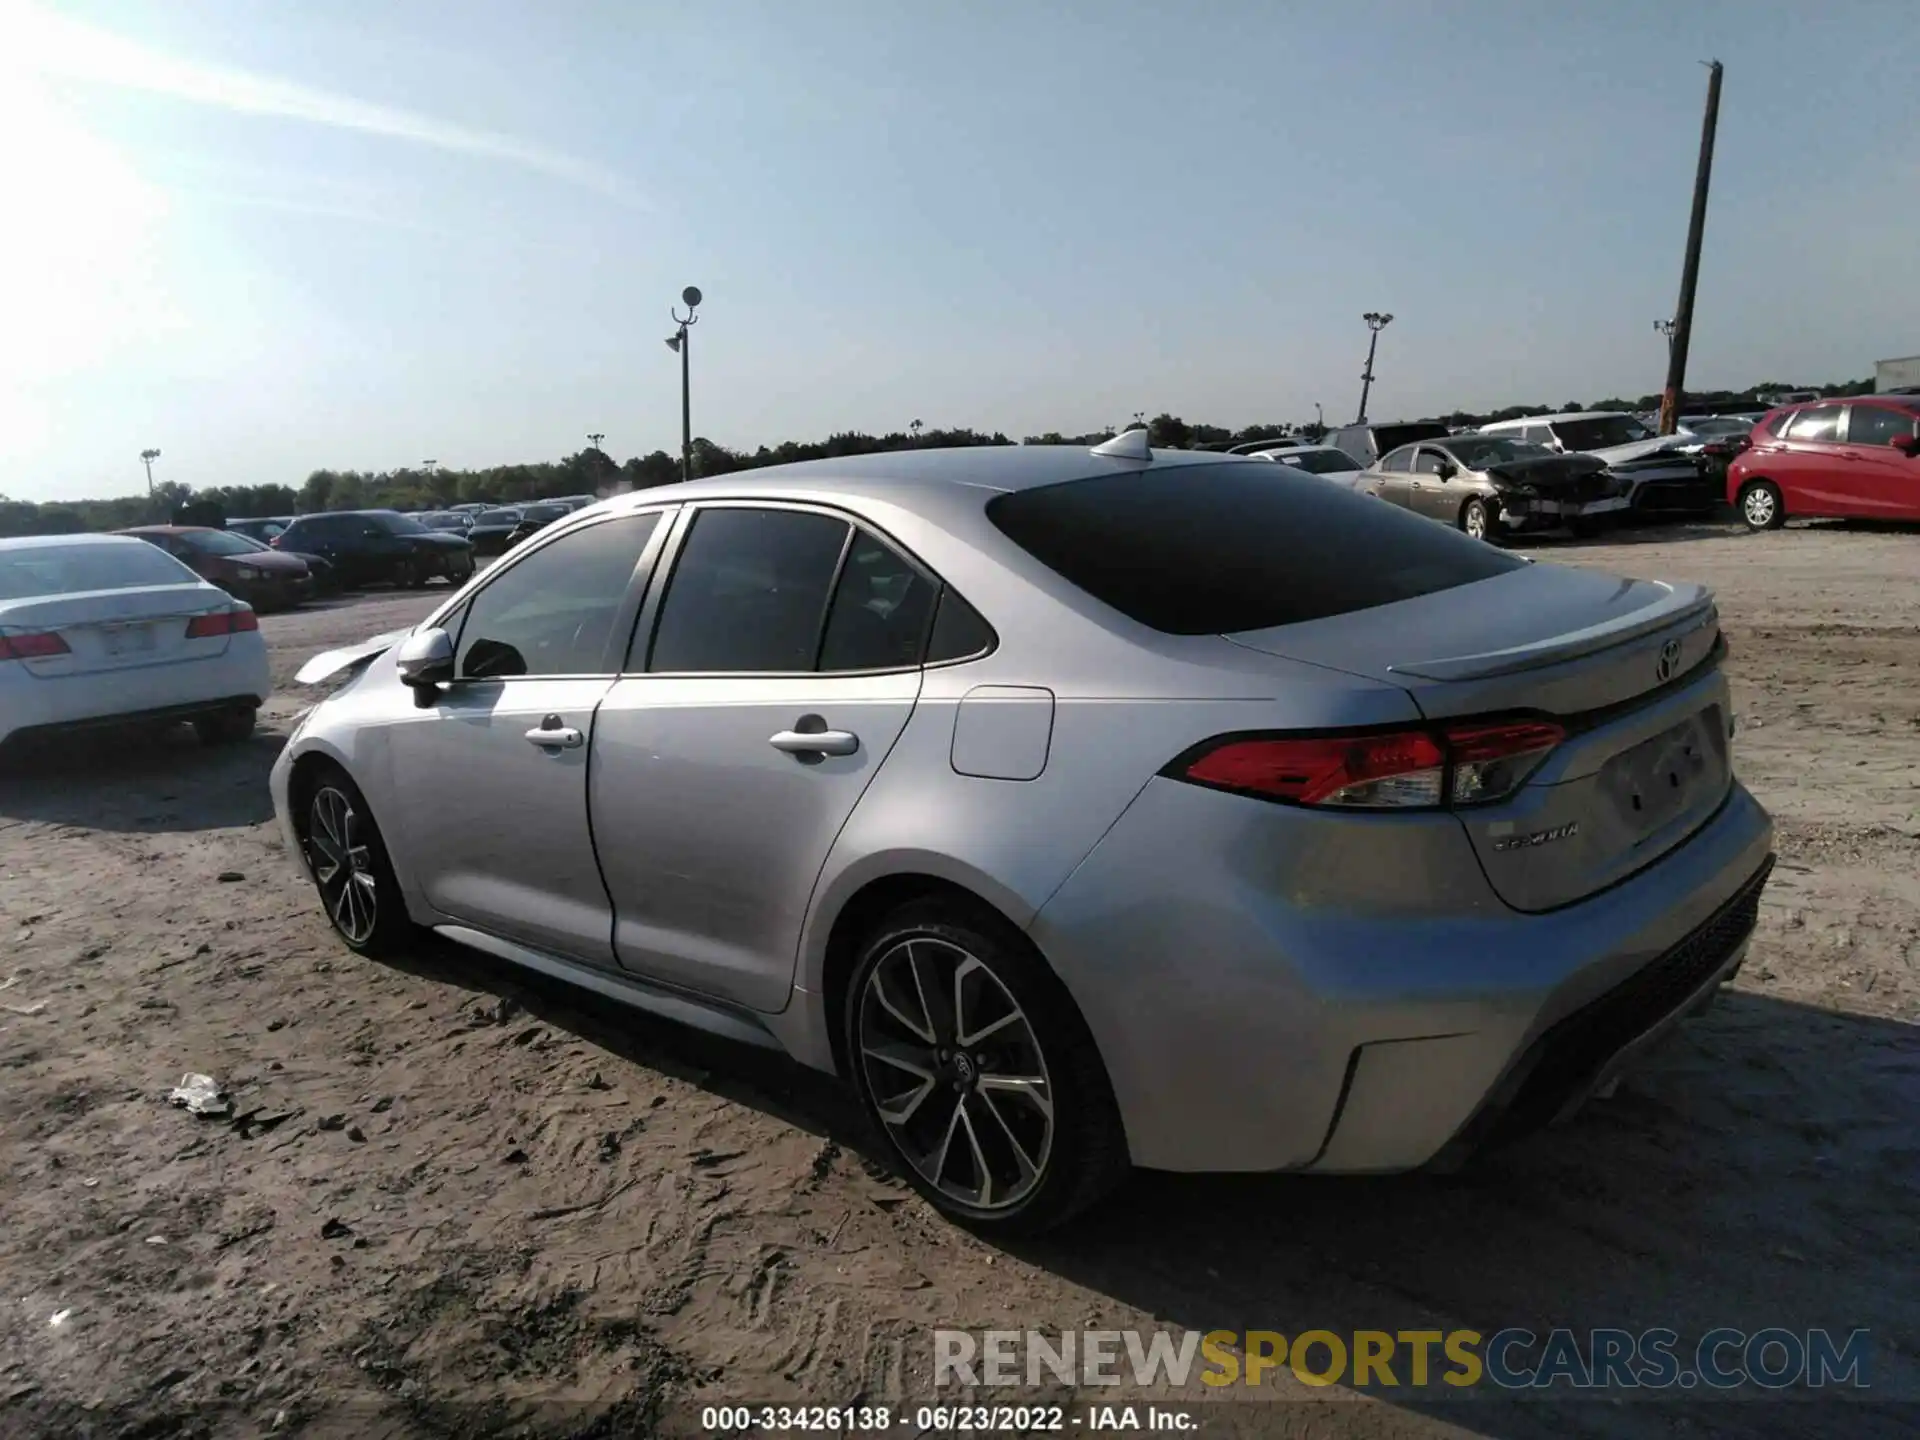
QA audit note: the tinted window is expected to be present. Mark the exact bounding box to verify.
[1784,405,1842,443]
[818,530,938,672]
[986,465,1525,635]
[926,588,996,663]
[1446,437,1554,468]
[178,529,264,557]
[1847,405,1919,446]
[366,512,428,534]
[476,509,520,525]
[455,513,659,679]
[1761,411,1793,437]
[1412,449,1447,475]
[1378,447,1415,473]
[645,508,850,672]
[0,542,200,601]
[1552,416,1653,450]
[1277,450,1361,475]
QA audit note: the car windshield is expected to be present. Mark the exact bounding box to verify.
[986,464,1525,634]
[0,543,198,601]
[179,529,266,556]
[366,512,429,535]
[477,509,520,525]
[1682,417,1749,437]
[1272,449,1362,474]
[1444,437,1557,468]
[1552,415,1654,449]
[522,504,570,521]
[421,513,468,529]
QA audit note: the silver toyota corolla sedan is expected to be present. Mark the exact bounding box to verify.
[272,434,1774,1234]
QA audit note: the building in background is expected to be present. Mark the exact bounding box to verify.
[1875,355,1920,393]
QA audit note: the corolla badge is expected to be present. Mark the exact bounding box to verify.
[1655,637,1683,683]
[1490,821,1580,853]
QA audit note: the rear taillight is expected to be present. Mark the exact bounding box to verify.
[185,608,259,639]
[0,631,71,661]
[1175,717,1566,811]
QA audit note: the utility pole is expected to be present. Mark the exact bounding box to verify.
[1658,61,1724,437]
[665,287,702,481]
[1356,313,1393,423]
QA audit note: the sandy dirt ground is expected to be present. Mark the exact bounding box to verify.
[1,520,1916,1439]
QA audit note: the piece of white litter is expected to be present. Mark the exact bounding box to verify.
[0,1002,46,1017]
[167,1073,232,1118]
[49,1309,71,1327]
[0,975,17,993]
[145,1236,167,1246]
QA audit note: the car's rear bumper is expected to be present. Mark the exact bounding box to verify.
[1624,469,1721,513]
[1027,775,1774,1173]
[0,635,270,749]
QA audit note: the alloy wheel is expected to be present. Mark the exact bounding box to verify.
[1743,486,1776,527]
[857,937,1054,1212]
[1464,502,1488,540]
[308,786,378,945]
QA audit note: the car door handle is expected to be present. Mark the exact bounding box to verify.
[769,728,860,757]
[524,724,584,749]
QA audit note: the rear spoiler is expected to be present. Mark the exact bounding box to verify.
[294,628,411,685]
[1390,583,1717,682]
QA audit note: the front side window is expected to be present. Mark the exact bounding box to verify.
[1846,405,1920,446]
[1783,405,1843,443]
[645,508,850,673]
[455,513,660,679]
[1412,449,1448,475]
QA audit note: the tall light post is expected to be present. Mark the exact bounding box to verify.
[587,432,605,450]
[139,448,161,499]
[423,459,439,476]
[1654,318,1676,355]
[1356,312,1393,423]
[664,286,702,481]
[1314,401,1325,431]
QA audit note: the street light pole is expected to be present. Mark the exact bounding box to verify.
[587,432,605,450]
[1356,312,1393,423]
[665,286,702,481]
[139,448,161,499]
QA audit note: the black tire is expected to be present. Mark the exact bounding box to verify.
[1460,496,1503,545]
[192,706,257,745]
[1738,479,1786,531]
[297,762,420,958]
[844,898,1129,1236]
[391,559,419,589]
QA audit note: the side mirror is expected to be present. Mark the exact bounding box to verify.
[1435,461,1458,481]
[1890,433,1920,457]
[395,627,455,705]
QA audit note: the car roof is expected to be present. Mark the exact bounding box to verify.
[0,532,155,552]
[115,525,216,536]
[617,444,1246,504]
[1483,411,1631,429]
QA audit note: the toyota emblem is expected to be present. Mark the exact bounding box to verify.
[1655,638,1682,683]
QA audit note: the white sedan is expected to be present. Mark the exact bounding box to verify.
[0,534,270,749]
[1248,443,1371,489]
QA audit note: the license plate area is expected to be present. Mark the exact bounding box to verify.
[101,623,156,656]
[1597,707,1725,835]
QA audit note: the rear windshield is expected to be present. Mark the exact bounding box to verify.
[522,504,570,521]
[985,464,1526,635]
[1272,449,1361,474]
[0,543,198,601]
[178,529,265,556]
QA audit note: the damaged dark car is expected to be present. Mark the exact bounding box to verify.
[1358,436,1632,544]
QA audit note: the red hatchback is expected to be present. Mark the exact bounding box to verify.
[1727,396,1920,529]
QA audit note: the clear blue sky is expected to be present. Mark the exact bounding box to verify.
[3,0,1916,501]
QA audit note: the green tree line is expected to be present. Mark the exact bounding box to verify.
[0,378,1873,538]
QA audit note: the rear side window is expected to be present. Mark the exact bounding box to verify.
[645,508,851,672]
[817,529,938,672]
[926,588,996,663]
[1378,447,1415,473]
[986,465,1526,635]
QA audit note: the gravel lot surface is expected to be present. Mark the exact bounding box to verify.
[2,520,1915,1439]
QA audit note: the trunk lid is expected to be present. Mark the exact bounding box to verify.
[2,584,237,677]
[1225,563,1732,911]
